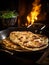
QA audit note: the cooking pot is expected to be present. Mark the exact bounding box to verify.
[0,11,18,29]
[0,25,49,62]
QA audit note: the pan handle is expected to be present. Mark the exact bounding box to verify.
[0,49,14,55]
[36,45,49,64]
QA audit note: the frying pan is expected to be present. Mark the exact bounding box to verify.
[0,26,49,62]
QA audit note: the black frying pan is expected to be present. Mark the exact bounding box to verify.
[0,26,49,51]
[0,26,49,62]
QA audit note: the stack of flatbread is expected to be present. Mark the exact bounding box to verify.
[2,31,48,51]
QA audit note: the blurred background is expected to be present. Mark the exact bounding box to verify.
[0,0,49,25]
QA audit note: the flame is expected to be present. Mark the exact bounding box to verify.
[27,0,41,25]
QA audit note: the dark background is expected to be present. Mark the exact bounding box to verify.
[0,0,49,12]
[0,0,18,11]
[0,0,49,25]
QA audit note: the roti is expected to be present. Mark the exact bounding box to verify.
[2,39,25,51]
[9,31,48,51]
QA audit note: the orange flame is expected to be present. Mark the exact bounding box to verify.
[27,0,41,25]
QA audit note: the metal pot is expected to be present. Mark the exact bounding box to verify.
[0,11,18,29]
